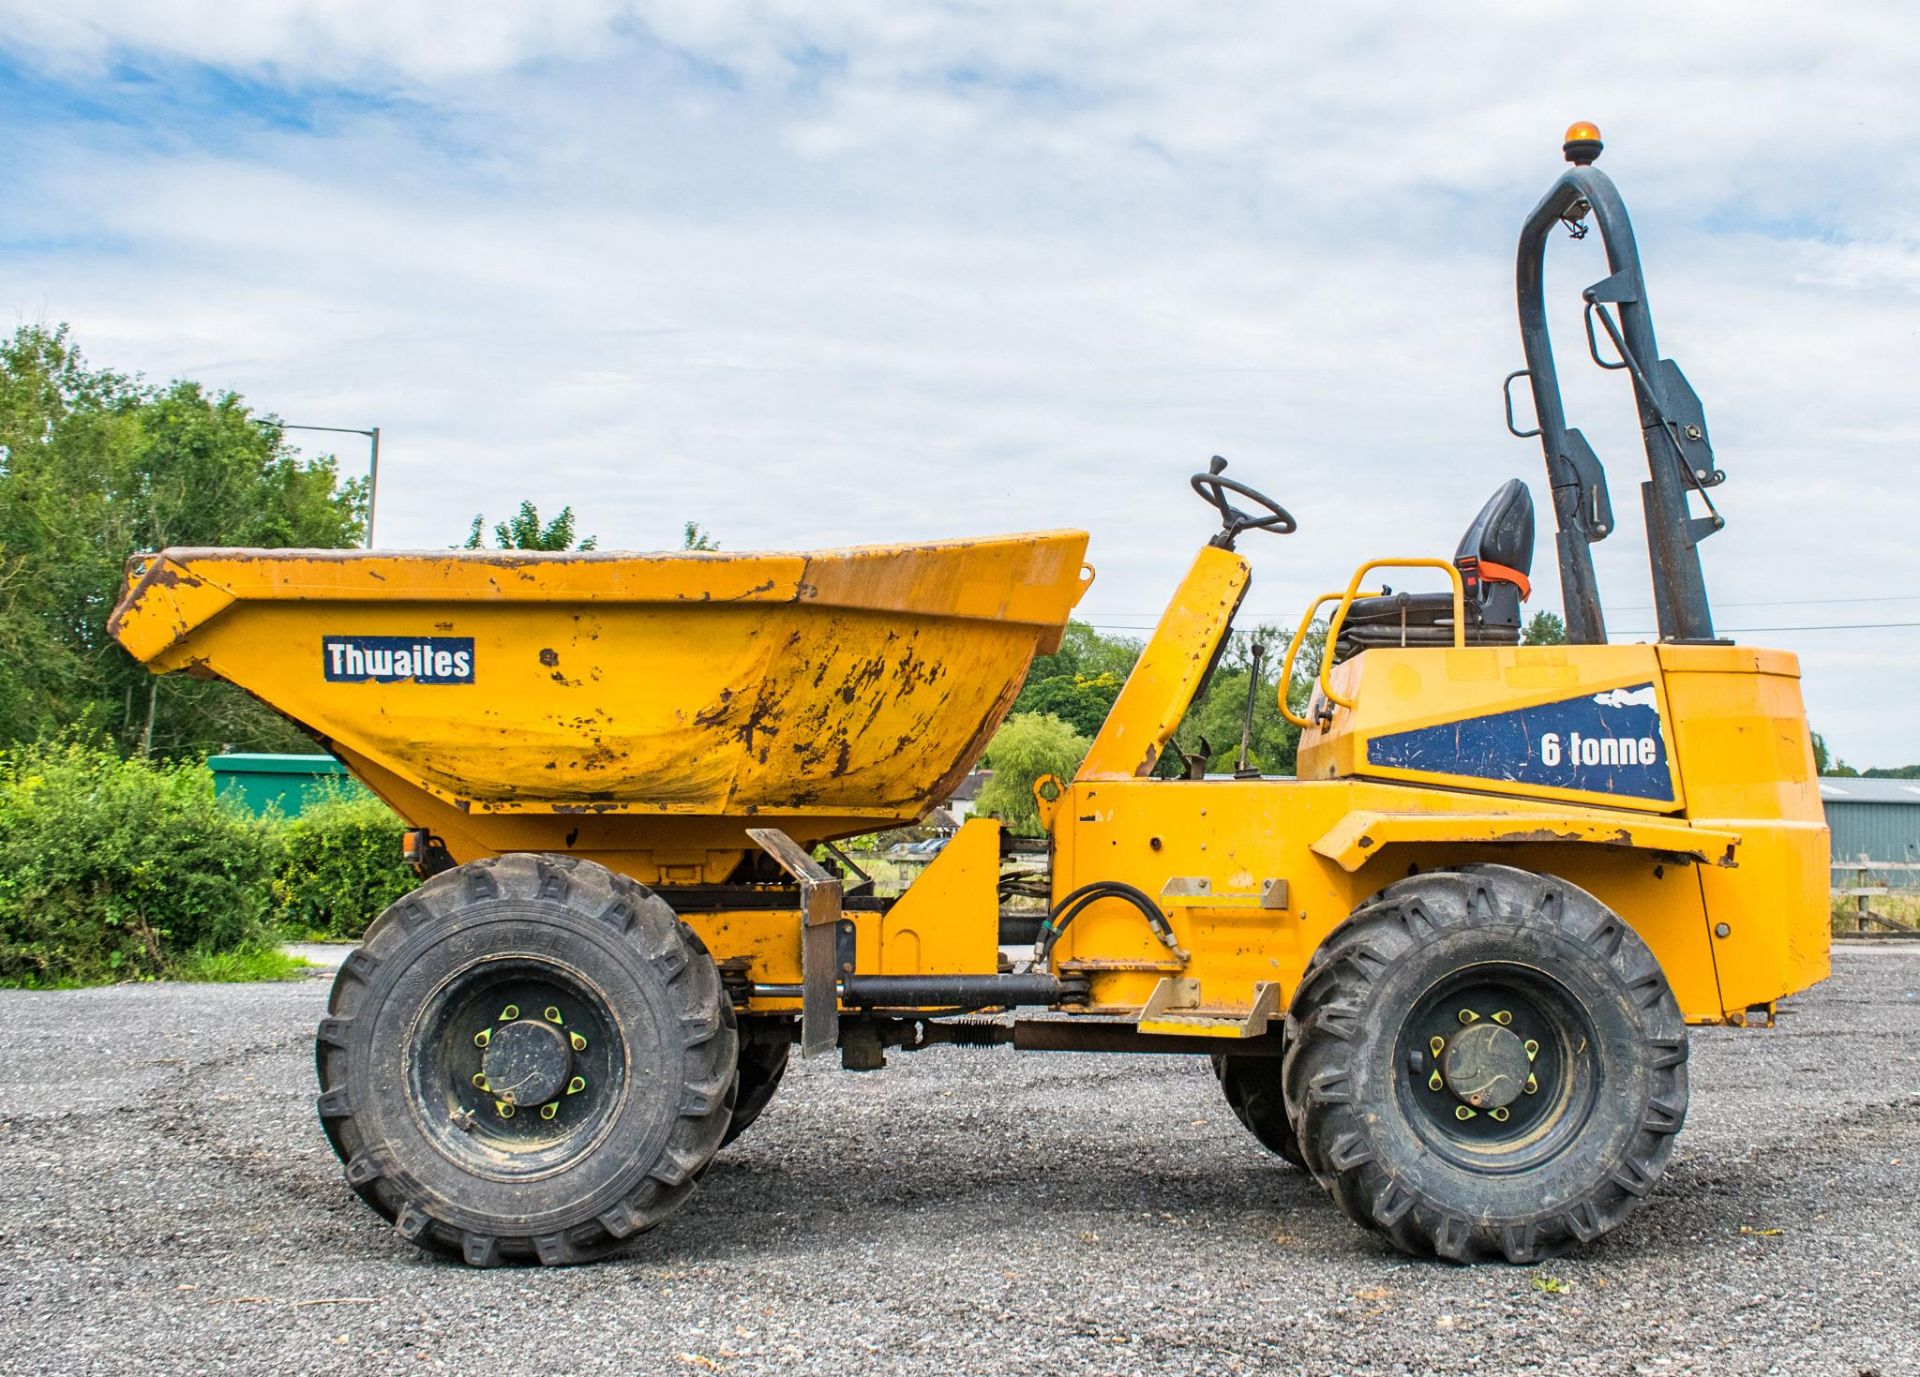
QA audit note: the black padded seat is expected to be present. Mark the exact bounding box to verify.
[1335,479,1535,660]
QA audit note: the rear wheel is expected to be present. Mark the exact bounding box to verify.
[1210,1049,1304,1168]
[722,1021,792,1147]
[1283,865,1688,1263]
[315,853,736,1266]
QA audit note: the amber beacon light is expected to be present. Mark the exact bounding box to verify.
[1562,120,1604,165]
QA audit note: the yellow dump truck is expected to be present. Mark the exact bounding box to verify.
[111,125,1827,1266]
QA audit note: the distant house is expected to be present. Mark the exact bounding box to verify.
[947,769,991,821]
[1820,777,1920,887]
[922,807,960,835]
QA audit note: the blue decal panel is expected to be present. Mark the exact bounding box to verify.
[324,635,474,684]
[1365,682,1672,801]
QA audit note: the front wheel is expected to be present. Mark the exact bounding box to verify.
[315,854,737,1266]
[1283,865,1688,1263]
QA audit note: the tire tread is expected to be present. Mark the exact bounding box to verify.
[314,852,736,1267]
[1282,863,1689,1263]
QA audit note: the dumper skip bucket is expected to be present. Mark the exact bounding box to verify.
[110,532,1090,881]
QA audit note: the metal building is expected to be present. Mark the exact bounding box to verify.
[1819,777,1920,887]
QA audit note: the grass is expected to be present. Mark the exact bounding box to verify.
[1831,889,1920,934]
[170,945,312,983]
[277,920,341,944]
[0,971,94,991]
[1,944,314,990]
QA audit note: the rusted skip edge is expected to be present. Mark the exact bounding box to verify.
[108,555,241,664]
[108,533,1091,628]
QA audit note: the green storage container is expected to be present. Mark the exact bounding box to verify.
[210,753,368,817]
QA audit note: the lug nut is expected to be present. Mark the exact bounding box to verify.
[1455,1105,1476,1120]
[1489,1106,1511,1123]
[500,1004,519,1021]
[1524,1039,1540,1060]
[1428,1035,1445,1057]
[473,1029,490,1048]
[545,1006,563,1024]
[566,1076,586,1096]
[1458,1009,1480,1025]
[1428,1069,1444,1092]
[540,1102,558,1120]
[495,1101,515,1119]
[471,1073,490,1091]
[1492,1010,1513,1026]
[569,1031,587,1052]
[1524,1073,1539,1095]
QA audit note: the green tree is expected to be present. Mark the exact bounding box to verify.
[1022,620,1142,686]
[1811,731,1856,777]
[682,522,718,551]
[464,500,596,551]
[974,712,1090,836]
[1000,618,1325,782]
[1015,671,1127,737]
[1522,610,1567,645]
[1012,620,1142,735]
[0,325,365,755]
[1181,672,1297,775]
[1168,625,1317,777]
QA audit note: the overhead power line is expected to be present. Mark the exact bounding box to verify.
[1611,621,1920,635]
[1624,594,1920,610]
[1085,592,1920,622]
[1079,619,1920,637]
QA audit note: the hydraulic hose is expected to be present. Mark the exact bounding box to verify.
[1033,880,1182,970]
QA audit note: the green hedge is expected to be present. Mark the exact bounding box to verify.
[0,742,283,985]
[0,742,421,986]
[270,785,418,941]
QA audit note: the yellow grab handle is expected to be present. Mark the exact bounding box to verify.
[1277,590,1381,730]
[1317,559,1468,713]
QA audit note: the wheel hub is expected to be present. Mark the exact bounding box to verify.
[479,1019,572,1107]
[1440,1021,1531,1109]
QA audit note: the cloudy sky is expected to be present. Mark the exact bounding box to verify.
[4,3,1917,762]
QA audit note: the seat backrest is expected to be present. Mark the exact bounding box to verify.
[1454,478,1535,579]
[1331,479,1536,662]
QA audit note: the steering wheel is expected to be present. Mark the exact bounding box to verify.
[1190,456,1296,548]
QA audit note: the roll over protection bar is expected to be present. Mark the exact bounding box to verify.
[1510,128,1726,646]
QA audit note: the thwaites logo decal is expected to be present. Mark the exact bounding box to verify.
[1365,683,1673,801]
[323,636,474,684]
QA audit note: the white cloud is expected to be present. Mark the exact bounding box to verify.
[0,1,628,81]
[4,1,1918,759]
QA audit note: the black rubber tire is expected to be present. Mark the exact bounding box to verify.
[721,1021,792,1148]
[315,853,737,1266]
[1282,864,1688,1263]
[1210,1050,1305,1168]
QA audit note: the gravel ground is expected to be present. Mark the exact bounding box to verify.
[0,946,1915,1377]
